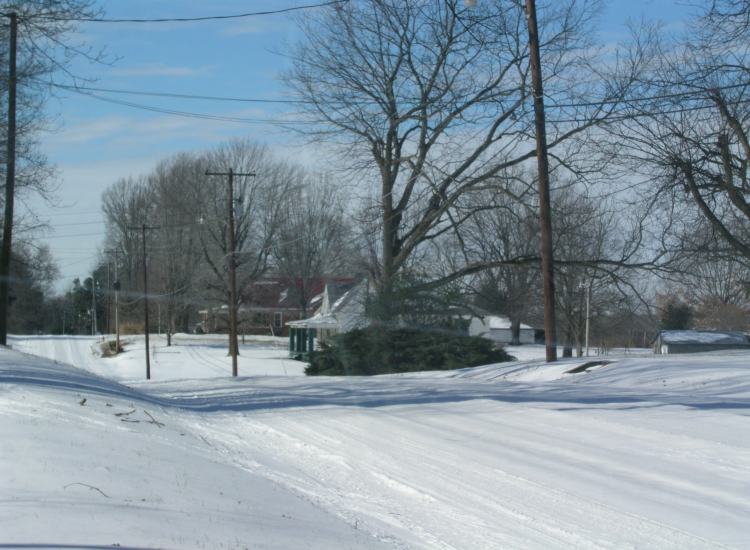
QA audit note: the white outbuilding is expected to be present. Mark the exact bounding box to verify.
[468,315,537,344]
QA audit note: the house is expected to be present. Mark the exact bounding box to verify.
[468,315,538,344]
[653,330,750,354]
[197,277,355,336]
[286,279,368,357]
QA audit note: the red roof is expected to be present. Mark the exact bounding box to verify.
[242,277,355,311]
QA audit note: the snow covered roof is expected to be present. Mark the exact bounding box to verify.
[485,316,533,330]
[658,330,749,345]
[287,313,339,329]
[287,280,368,331]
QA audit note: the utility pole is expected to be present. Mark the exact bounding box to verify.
[91,277,97,336]
[142,224,149,378]
[105,249,121,353]
[206,168,255,377]
[525,0,558,362]
[128,225,158,379]
[585,281,591,357]
[0,12,18,346]
[106,261,111,334]
[464,0,557,361]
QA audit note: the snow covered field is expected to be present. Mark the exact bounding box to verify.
[9,333,306,380]
[2,336,749,549]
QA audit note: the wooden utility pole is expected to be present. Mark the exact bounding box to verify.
[0,12,18,346]
[525,0,558,362]
[141,224,151,379]
[206,168,255,377]
[91,276,97,336]
[128,225,158,379]
[106,248,121,352]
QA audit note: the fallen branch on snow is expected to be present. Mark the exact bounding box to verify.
[63,482,109,498]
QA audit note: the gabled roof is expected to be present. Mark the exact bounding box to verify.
[242,277,355,310]
[287,279,367,330]
[484,315,534,330]
[657,330,749,345]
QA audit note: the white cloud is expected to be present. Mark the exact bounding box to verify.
[221,20,268,36]
[46,116,131,144]
[109,63,210,78]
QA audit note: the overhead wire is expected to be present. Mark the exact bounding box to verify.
[25,1,349,24]
[48,82,303,104]
[62,87,312,125]
[42,79,750,110]
[43,77,750,127]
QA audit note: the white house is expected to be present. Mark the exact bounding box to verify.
[468,315,536,344]
[286,280,368,356]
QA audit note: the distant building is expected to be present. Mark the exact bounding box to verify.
[286,280,368,357]
[197,277,355,336]
[653,330,750,354]
[468,315,539,345]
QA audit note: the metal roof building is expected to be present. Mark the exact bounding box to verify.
[653,330,750,354]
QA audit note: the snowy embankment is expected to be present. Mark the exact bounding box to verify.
[2,336,750,549]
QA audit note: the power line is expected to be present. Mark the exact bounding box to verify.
[42,231,109,239]
[548,80,750,109]
[48,82,303,104]
[28,0,348,23]
[53,80,750,128]
[43,78,750,110]
[65,86,311,125]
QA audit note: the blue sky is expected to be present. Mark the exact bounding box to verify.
[25,0,692,292]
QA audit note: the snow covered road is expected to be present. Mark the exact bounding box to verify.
[2,337,750,548]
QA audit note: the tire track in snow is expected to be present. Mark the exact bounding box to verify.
[186,412,684,549]
[357,404,745,549]
[186,404,742,550]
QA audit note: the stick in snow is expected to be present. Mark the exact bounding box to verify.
[64,482,109,498]
[143,410,164,428]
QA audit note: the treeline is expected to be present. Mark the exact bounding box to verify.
[54,140,356,341]
[11,0,750,351]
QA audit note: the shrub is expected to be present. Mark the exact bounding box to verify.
[120,322,144,335]
[99,339,125,357]
[306,327,514,376]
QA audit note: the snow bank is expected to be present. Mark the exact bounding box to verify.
[0,347,390,549]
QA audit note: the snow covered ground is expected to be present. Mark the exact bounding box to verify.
[9,333,306,381]
[2,336,749,549]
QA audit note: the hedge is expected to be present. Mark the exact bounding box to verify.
[305,327,514,376]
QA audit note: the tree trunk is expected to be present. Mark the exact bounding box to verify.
[510,318,521,345]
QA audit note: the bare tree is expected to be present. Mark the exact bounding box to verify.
[611,2,750,268]
[285,0,648,321]
[149,154,204,344]
[272,175,352,318]
[459,175,541,344]
[188,140,299,331]
[0,1,106,207]
[101,175,158,329]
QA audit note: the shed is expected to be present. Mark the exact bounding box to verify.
[468,315,537,344]
[653,330,750,354]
